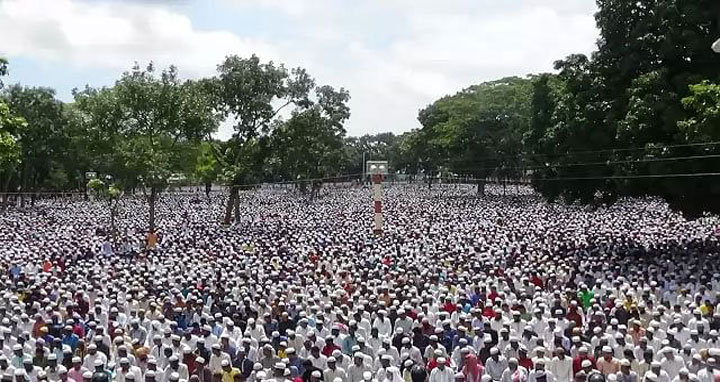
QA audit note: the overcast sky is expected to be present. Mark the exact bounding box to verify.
[0,0,599,139]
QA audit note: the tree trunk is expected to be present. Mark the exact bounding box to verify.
[148,186,157,231]
[1,172,13,212]
[233,188,241,223]
[205,182,211,198]
[310,181,321,200]
[223,187,238,225]
[477,179,485,195]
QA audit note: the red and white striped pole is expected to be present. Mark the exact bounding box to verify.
[371,172,383,235]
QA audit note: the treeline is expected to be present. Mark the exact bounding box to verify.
[0,56,355,227]
[402,0,720,216]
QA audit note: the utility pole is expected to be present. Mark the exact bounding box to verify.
[362,151,366,184]
[369,162,387,235]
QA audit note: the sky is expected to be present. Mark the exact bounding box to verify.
[0,0,599,139]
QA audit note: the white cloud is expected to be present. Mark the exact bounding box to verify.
[0,0,277,78]
[1,0,599,138]
[226,0,599,136]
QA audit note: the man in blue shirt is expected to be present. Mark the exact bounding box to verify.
[8,264,20,281]
[61,326,79,352]
[341,323,359,355]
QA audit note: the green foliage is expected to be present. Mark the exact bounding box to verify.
[0,101,23,175]
[522,0,720,211]
[87,177,121,200]
[392,130,426,175]
[0,57,7,89]
[2,85,71,191]
[75,63,220,189]
[72,62,220,228]
[416,77,533,190]
[342,132,401,175]
[108,184,122,199]
[270,86,350,182]
[216,55,313,139]
[87,178,105,192]
[194,141,220,183]
[679,81,720,142]
[0,130,20,171]
[618,70,682,145]
[212,55,316,189]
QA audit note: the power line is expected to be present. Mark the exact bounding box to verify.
[527,141,720,158]
[451,141,720,163]
[448,153,720,174]
[535,172,720,182]
[226,142,720,185]
[228,172,365,188]
[442,173,720,183]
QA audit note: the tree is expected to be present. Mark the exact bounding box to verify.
[2,85,70,203]
[526,55,616,204]
[527,0,720,210]
[391,130,426,177]
[679,81,720,143]
[670,81,720,214]
[416,77,533,193]
[194,141,220,197]
[342,132,400,177]
[271,85,350,196]
[0,118,20,170]
[213,55,314,224]
[0,101,25,209]
[75,63,220,230]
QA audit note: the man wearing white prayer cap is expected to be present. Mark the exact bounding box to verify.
[649,362,669,382]
[485,349,507,382]
[500,358,527,382]
[695,358,716,382]
[347,353,370,382]
[323,356,346,382]
[659,348,683,380]
[615,359,637,382]
[528,358,554,382]
[429,358,453,382]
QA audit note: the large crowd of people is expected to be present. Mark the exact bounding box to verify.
[0,184,719,382]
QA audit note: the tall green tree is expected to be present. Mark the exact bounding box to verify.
[671,81,720,214]
[271,85,350,195]
[417,77,533,193]
[213,55,314,224]
[527,56,616,203]
[0,59,24,208]
[2,86,70,199]
[75,63,220,230]
[0,101,25,207]
[527,0,720,210]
